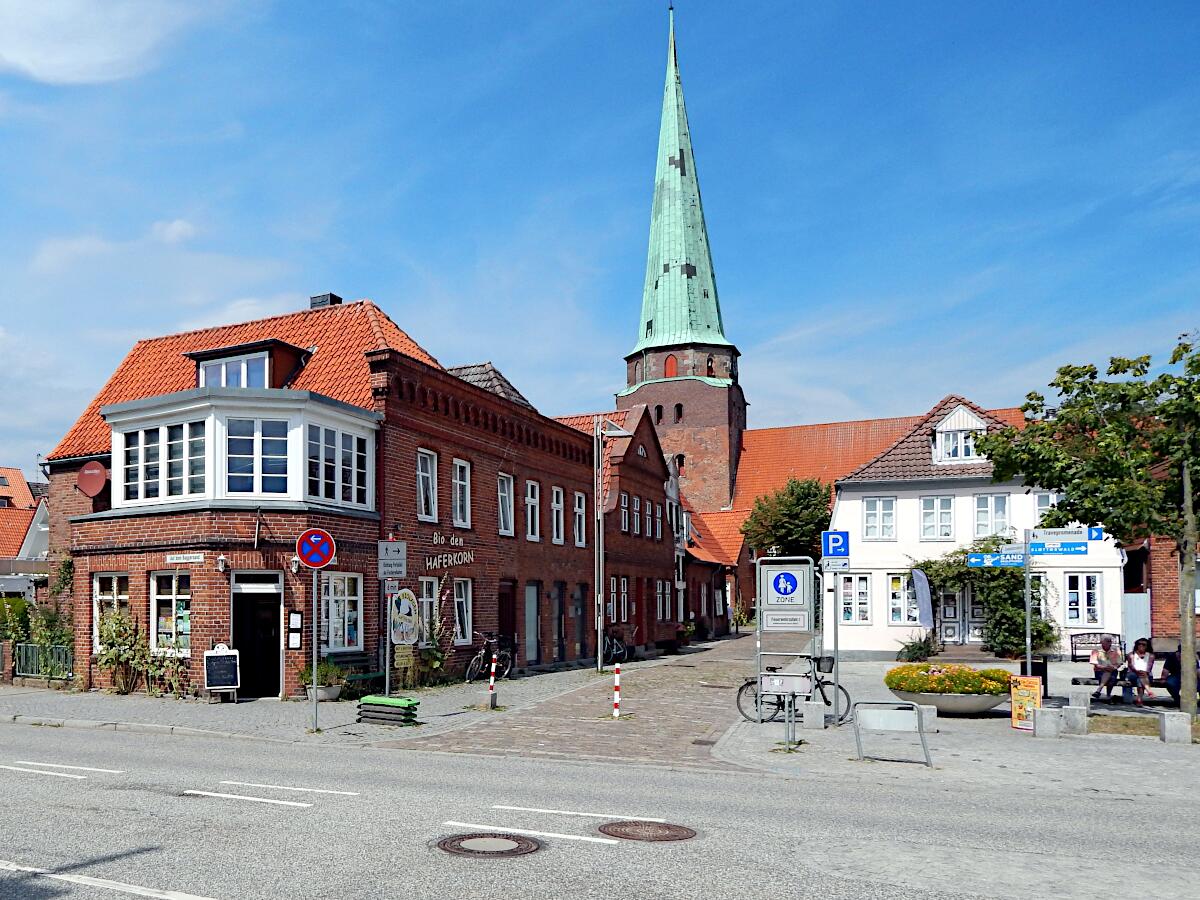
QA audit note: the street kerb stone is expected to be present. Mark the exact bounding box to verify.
[1158,711,1191,745]
[1062,706,1088,736]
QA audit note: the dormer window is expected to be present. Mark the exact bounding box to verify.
[938,429,981,461]
[200,352,268,389]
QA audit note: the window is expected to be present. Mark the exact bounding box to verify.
[573,492,587,547]
[92,574,130,652]
[863,497,896,540]
[551,486,565,544]
[323,573,362,652]
[975,494,1009,537]
[838,574,870,623]
[151,572,191,653]
[655,503,662,540]
[452,459,471,528]
[306,425,368,506]
[701,583,708,616]
[416,450,437,521]
[633,360,642,382]
[453,579,472,645]
[673,403,683,423]
[1066,573,1100,625]
[1035,492,1061,524]
[938,429,982,462]
[418,577,438,647]
[887,573,917,625]
[608,576,617,620]
[0,498,8,508]
[654,405,663,424]
[1030,573,1046,618]
[645,320,653,338]
[920,496,953,540]
[633,496,641,535]
[706,356,715,377]
[655,579,664,620]
[225,418,287,494]
[620,576,628,622]
[497,474,515,536]
[645,497,652,537]
[200,353,268,389]
[124,422,207,501]
[664,354,678,378]
[620,492,629,532]
[675,453,685,472]
[525,480,541,541]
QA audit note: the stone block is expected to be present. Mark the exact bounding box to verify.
[1159,711,1192,745]
[1062,705,1088,735]
[1032,707,1062,739]
[800,700,826,730]
[917,704,939,733]
[1068,689,1092,712]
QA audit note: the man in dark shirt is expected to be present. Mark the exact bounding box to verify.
[1164,643,1200,707]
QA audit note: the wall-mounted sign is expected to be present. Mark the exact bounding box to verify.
[425,550,476,571]
[165,552,205,565]
[287,612,303,650]
[378,541,407,578]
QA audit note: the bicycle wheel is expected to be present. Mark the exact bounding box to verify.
[819,682,852,724]
[736,681,783,723]
[464,655,483,683]
[496,651,513,679]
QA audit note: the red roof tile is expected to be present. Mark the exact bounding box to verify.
[0,468,36,509]
[686,506,745,567]
[48,301,440,461]
[0,468,38,557]
[555,409,634,500]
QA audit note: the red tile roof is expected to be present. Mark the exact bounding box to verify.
[0,468,36,509]
[0,468,38,557]
[555,409,634,500]
[48,301,440,461]
[687,507,745,567]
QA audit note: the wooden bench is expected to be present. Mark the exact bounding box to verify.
[1071,658,1171,695]
[1069,632,1124,663]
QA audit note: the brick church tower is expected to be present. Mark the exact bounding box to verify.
[616,9,747,512]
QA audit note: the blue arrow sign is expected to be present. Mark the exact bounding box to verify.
[1029,541,1087,556]
[967,552,1026,568]
[1088,526,1104,541]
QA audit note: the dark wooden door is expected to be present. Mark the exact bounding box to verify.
[232,595,280,697]
[498,580,517,649]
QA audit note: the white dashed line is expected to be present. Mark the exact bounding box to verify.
[15,761,125,774]
[0,764,87,779]
[219,780,359,795]
[492,804,666,822]
[442,821,620,845]
[0,858,216,899]
[183,790,311,808]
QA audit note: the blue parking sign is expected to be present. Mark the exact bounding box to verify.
[821,530,849,558]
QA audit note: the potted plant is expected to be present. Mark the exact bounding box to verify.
[884,662,1011,715]
[299,660,345,701]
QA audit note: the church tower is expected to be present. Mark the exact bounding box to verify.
[616,9,747,511]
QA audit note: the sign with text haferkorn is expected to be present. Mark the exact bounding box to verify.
[757,562,815,635]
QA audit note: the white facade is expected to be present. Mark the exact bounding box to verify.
[822,483,1125,659]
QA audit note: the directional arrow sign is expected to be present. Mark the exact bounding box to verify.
[967,552,1026,569]
[1029,541,1087,556]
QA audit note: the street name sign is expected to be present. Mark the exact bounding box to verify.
[967,552,1026,569]
[1028,541,1087,556]
[1000,544,1026,555]
[1031,527,1085,541]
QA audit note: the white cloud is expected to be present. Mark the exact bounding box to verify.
[0,0,219,85]
[150,218,197,244]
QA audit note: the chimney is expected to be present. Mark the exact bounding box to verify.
[309,293,343,309]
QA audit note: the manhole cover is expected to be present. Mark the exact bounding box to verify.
[437,833,542,858]
[598,821,697,842]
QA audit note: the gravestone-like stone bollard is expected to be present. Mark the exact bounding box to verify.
[918,704,939,733]
[801,700,826,730]
[1067,689,1092,712]
[1062,705,1088,735]
[1158,711,1192,745]
[1032,707,1062,739]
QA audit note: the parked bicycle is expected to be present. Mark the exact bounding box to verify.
[603,626,638,665]
[465,631,514,683]
[735,658,851,725]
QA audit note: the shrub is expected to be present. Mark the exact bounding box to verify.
[884,663,1011,696]
[96,610,149,694]
[298,660,345,687]
[896,629,938,662]
[0,596,30,642]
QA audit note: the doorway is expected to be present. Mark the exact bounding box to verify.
[573,583,587,659]
[231,572,283,697]
[498,580,517,652]
[938,587,985,645]
[552,582,566,662]
[524,582,541,665]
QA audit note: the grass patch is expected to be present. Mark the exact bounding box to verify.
[1089,714,1200,742]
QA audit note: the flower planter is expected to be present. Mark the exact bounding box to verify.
[305,685,343,702]
[889,689,1005,715]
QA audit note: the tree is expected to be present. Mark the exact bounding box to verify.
[977,337,1199,716]
[741,478,830,560]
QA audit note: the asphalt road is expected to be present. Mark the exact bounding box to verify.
[0,725,1193,900]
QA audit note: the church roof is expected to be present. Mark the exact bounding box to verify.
[629,10,732,357]
[447,362,535,411]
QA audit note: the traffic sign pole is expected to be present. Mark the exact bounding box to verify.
[312,569,319,732]
[295,528,337,734]
[1023,529,1033,679]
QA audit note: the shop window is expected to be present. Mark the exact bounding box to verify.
[664,354,678,378]
[887,573,917,625]
[573,492,587,547]
[416,449,438,521]
[453,579,472,645]
[838,573,871,623]
[497,473,515,536]
[452,459,472,528]
[418,577,438,647]
[323,573,362,652]
[1066,573,1101,625]
[551,486,565,544]
[151,572,192,653]
[92,574,130,652]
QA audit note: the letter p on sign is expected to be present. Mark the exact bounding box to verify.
[821,530,849,558]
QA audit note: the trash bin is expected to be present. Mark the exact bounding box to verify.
[1019,656,1051,698]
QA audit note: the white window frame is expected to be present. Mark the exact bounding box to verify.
[551,486,565,545]
[92,573,130,653]
[322,572,363,652]
[199,351,269,389]
[838,573,871,624]
[887,573,918,626]
[938,429,982,462]
[863,497,896,540]
[452,578,472,645]
[1035,492,1061,525]
[418,576,438,647]
[645,497,652,537]
[497,473,515,536]
[1066,572,1101,626]
[573,491,587,547]
[655,503,662,540]
[632,496,641,535]
[700,583,708,617]
[974,493,1009,538]
[122,422,208,502]
[620,492,629,532]
[150,571,192,655]
[525,480,541,542]
[306,423,370,508]
[225,417,289,496]
[416,449,438,522]
[920,495,954,541]
[608,576,617,620]
[452,458,472,528]
[620,576,628,623]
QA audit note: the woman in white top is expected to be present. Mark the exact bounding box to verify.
[1126,638,1156,706]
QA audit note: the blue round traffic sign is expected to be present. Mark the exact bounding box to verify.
[296,528,336,569]
[773,572,798,596]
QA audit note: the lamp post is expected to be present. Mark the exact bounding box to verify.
[594,415,633,672]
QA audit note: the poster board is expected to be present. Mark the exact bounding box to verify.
[204,645,240,695]
[1010,675,1041,730]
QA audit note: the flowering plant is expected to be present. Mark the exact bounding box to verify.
[884,663,1011,696]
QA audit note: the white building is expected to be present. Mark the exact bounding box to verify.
[821,396,1125,660]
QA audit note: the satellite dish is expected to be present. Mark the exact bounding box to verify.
[77,461,108,498]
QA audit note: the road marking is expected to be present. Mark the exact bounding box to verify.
[183,790,311,808]
[0,764,87,779]
[442,821,620,845]
[491,804,666,822]
[15,760,125,774]
[0,858,216,899]
[219,780,359,796]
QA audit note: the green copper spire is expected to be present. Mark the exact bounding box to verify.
[630,8,731,356]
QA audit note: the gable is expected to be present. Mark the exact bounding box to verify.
[936,404,987,433]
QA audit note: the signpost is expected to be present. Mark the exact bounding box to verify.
[296,527,336,732]
[966,552,1026,568]
[821,530,849,558]
[754,556,827,725]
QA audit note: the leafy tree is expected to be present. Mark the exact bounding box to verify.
[741,478,830,560]
[978,337,1199,715]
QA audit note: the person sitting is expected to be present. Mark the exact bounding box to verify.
[1164,643,1200,707]
[1089,637,1122,700]
[1125,638,1156,707]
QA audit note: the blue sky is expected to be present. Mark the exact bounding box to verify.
[2,1,1199,478]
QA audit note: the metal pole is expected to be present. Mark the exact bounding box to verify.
[1023,528,1033,679]
[311,568,319,732]
[384,592,391,699]
[594,417,604,672]
[832,572,840,727]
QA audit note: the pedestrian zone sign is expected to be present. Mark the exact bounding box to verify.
[756,560,815,635]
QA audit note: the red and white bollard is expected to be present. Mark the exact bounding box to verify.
[613,663,621,718]
[488,651,498,709]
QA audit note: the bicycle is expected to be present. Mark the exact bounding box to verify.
[602,630,626,665]
[465,631,513,683]
[735,659,851,725]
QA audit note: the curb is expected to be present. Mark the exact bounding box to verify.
[0,713,301,745]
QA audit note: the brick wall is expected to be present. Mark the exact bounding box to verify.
[1148,535,1200,641]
